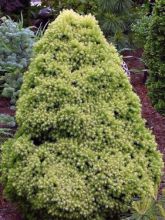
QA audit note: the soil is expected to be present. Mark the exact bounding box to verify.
[0,49,164,219]
[124,49,165,191]
[0,186,23,220]
[0,98,15,116]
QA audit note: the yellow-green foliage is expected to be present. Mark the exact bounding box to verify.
[1,10,163,220]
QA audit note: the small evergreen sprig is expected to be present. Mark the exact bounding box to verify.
[0,114,16,127]
[0,114,15,145]
[122,187,165,220]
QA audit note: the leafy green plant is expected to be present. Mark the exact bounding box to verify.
[132,15,151,48]
[1,10,163,220]
[144,0,165,115]
[0,16,35,106]
[122,188,165,220]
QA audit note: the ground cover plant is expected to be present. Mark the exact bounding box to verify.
[0,10,163,220]
[144,0,165,115]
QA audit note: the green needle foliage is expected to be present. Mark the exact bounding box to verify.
[0,114,15,146]
[41,0,98,15]
[144,0,165,115]
[122,188,165,220]
[1,10,163,220]
[41,0,139,49]
[0,114,15,127]
[0,16,35,106]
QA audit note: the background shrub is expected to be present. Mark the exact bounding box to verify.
[41,0,140,49]
[132,15,151,48]
[41,0,98,15]
[144,0,165,115]
[1,10,163,220]
[0,17,35,106]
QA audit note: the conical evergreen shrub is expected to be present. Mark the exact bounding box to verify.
[144,0,165,115]
[1,10,163,220]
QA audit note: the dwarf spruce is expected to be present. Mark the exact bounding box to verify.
[1,10,163,220]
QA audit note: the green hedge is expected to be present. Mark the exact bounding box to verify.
[1,10,163,220]
[144,0,165,115]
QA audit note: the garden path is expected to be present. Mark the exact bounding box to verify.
[124,49,165,191]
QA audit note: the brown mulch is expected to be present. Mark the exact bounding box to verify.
[0,99,21,220]
[124,49,165,190]
[0,50,164,219]
[131,74,165,157]
[0,98,15,116]
[0,186,22,220]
